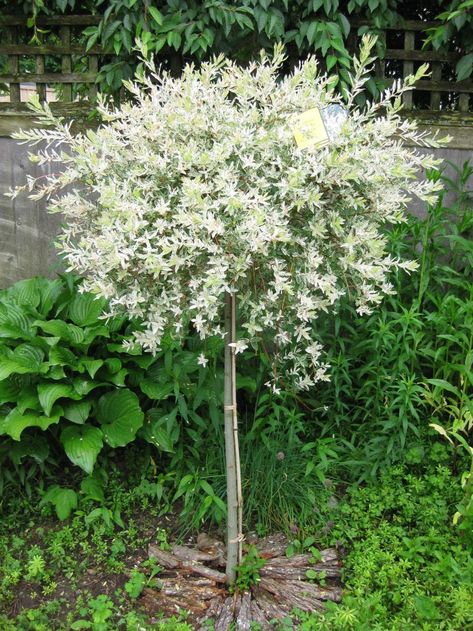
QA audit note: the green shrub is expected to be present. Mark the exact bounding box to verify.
[0,275,222,502]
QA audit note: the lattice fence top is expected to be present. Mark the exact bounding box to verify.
[0,15,101,104]
[0,15,471,111]
[350,19,472,112]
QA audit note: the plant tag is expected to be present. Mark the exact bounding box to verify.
[292,105,348,149]
[292,108,329,150]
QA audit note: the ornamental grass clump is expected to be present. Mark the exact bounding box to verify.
[13,36,444,582]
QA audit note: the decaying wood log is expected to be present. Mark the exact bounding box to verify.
[261,564,341,581]
[172,544,219,563]
[180,561,227,583]
[214,596,236,631]
[148,545,181,570]
[249,597,272,630]
[258,577,332,610]
[261,550,339,566]
[142,586,210,617]
[236,592,252,630]
[255,532,289,558]
[146,539,342,628]
[251,586,292,619]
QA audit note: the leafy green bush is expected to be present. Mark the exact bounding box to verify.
[302,161,473,481]
[0,275,222,500]
[300,460,473,630]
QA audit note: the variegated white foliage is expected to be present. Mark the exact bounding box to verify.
[12,37,445,391]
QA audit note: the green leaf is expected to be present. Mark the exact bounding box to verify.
[0,344,44,380]
[49,346,78,368]
[0,406,62,441]
[140,379,174,400]
[5,277,41,308]
[414,595,439,620]
[68,292,107,327]
[0,378,22,405]
[140,408,179,453]
[149,6,163,25]
[61,425,103,474]
[63,400,92,425]
[16,386,41,413]
[103,358,122,374]
[41,485,78,521]
[79,359,104,378]
[9,434,49,464]
[80,475,105,503]
[456,53,473,81]
[38,383,80,416]
[326,54,337,71]
[425,378,461,397]
[338,14,350,38]
[97,389,144,447]
[0,301,34,337]
[34,320,85,345]
[72,378,106,396]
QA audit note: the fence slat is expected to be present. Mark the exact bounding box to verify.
[459,93,470,112]
[0,73,97,83]
[402,31,415,110]
[88,55,98,101]
[5,27,21,103]
[35,56,47,102]
[430,63,442,109]
[0,44,102,55]
[60,26,73,102]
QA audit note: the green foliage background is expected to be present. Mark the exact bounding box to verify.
[1,1,472,93]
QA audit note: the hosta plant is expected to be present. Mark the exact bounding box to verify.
[0,275,221,483]
[13,36,444,581]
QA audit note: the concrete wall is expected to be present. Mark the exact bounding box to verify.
[0,137,63,288]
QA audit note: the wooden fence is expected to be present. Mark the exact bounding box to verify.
[363,20,473,112]
[0,15,471,287]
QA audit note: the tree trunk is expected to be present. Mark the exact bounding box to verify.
[224,291,243,583]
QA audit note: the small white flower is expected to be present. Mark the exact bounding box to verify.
[228,340,249,355]
[197,353,209,367]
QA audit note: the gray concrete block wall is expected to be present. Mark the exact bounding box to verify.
[0,136,471,289]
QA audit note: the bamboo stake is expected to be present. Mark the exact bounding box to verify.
[224,291,243,583]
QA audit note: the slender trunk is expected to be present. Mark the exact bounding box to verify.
[224,291,243,583]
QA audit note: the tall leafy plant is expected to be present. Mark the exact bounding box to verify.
[13,37,442,582]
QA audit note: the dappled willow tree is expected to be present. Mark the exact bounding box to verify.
[13,37,443,581]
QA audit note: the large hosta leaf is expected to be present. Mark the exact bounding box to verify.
[61,425,103,474]
[37,383,81,416]
[0,345,44,380]
[0,406,62,440]
[4,277,42,309]
[63,400,92,425]
[140,379,174,400]
[0,379,22,405]
[140,408,179,453]
[49,346,78,368]
[72,378,107,396]
[34,320,85,345]
[97,389,144,448]
[68,292,107,327]
[78,358,104,379]
[0,301,35,337]
[37,278,63,317]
